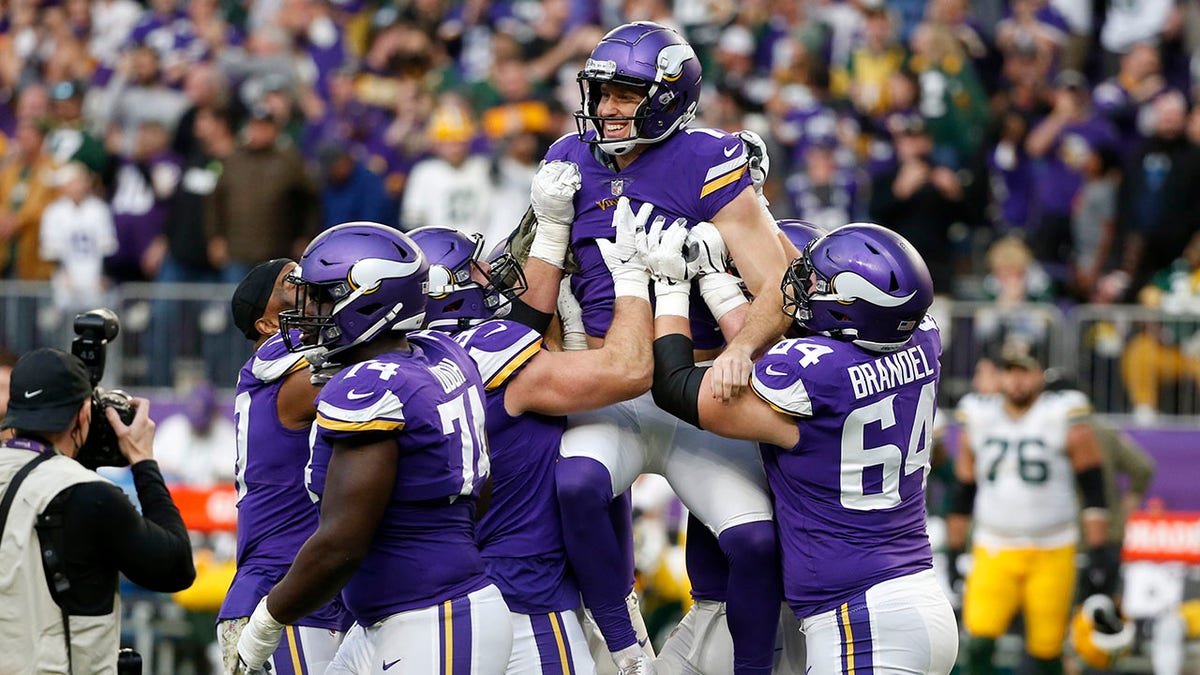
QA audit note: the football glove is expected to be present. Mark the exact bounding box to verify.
[1082,544,1122,598]
[735,129,770,207]
[644,217,692,317]
[595,196,651,300]
[528,160,581,268]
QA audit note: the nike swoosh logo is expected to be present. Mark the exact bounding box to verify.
[723,145,739,157]
[638,637,648,648]
[764,364,787,377]
[24,389,43,398]
[382,658,402,670]
[345,389,374,401]
[482,323,507,339]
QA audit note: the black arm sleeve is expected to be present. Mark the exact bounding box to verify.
[504,297,554,334]
[950,480,977,516]
[64,461,196,595]
[651,334,707,429]
[1076,465,1108,510]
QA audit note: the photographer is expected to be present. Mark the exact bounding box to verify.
[0,349,195,673]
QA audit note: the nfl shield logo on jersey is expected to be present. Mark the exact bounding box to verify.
[610,179,624,196]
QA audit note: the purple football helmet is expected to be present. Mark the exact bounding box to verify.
[409,226,527,331]
[777,219,826,253]
[781,223,933,352]
[280,222,429,364]
[575,21,702,156]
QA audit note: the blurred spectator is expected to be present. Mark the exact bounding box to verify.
[483,130,540,248]
[1117,90,1190,292]
[1070,143,1120,301]
[1049,0,1095,72]
[1121,234,1200,422]
[995,0,1066,80]
[400,99,494,235]
[44,80,112,182]
[981,236,1056,308]
[907,22,991,168]
[712,24,774,113]
[785,134,864,232]
[1099,0,1182,76]
[831,3,906,118]
[105,120,181,283]
[172,62,228,160]
[1026,70,1119,267]
[98,42,189,156]
[869,113,967,294]
[152,380,236,488]
[0,119,58,280]
[1093,43,1169,161]
[161,106,234,285]
[316,141,395,231]
[989,111,1036,232]
[88,0,144,70]
[205,106,318,281]
[38,161,116,313]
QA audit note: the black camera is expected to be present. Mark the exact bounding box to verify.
[70,309,136,470]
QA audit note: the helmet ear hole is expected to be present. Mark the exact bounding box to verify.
[889,271,899,292]
[357,302,383,316]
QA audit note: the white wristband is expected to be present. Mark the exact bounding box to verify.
[613,274,650,302]
[698,273,748,321]
[237,598,285,670]
[654,281,691,318]
[528,218,571,268]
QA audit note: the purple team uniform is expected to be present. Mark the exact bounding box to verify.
[219,333,351,630]
[543,127,752,349]
[750,316,942,620]
[306,330,492,626]
[450,319,578,615]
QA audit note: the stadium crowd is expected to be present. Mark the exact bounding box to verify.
[3,0,1200,415]
[1,1,1198,673]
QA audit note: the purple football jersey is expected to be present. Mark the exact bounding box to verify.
[451,319,579,615]
[544,128,753,349]
[751,315,942,619]
[218,333,351,630]
[307,330,492,624]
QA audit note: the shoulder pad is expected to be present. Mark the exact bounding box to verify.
[251,333,308,384]
[316,360,408,433]
[453,320,542,390]
[1046,389,1092,421]
[750,338,815,417]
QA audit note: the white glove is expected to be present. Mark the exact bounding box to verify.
[557,276,589,351]
[735,130,770,207]
[596,196,651,301]
[309,362,343,386]
[644,217,692,318]
[684,221,728,278]
[235,598,285,673]
[528,161,582,268]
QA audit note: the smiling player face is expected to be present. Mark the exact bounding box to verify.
[596,81,647,140]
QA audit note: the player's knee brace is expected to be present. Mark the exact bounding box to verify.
[555,457,614,510]
[964,636,996,674]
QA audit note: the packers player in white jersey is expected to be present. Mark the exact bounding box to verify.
[948,343,1112,675]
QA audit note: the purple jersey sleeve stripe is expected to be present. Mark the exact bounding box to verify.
[485,339,543,390]
[699,166,747,199]
[315,414,405,433]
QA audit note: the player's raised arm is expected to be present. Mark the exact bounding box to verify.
[709,185,793,400]
[504,197,654,416]
[646,219,798,447]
